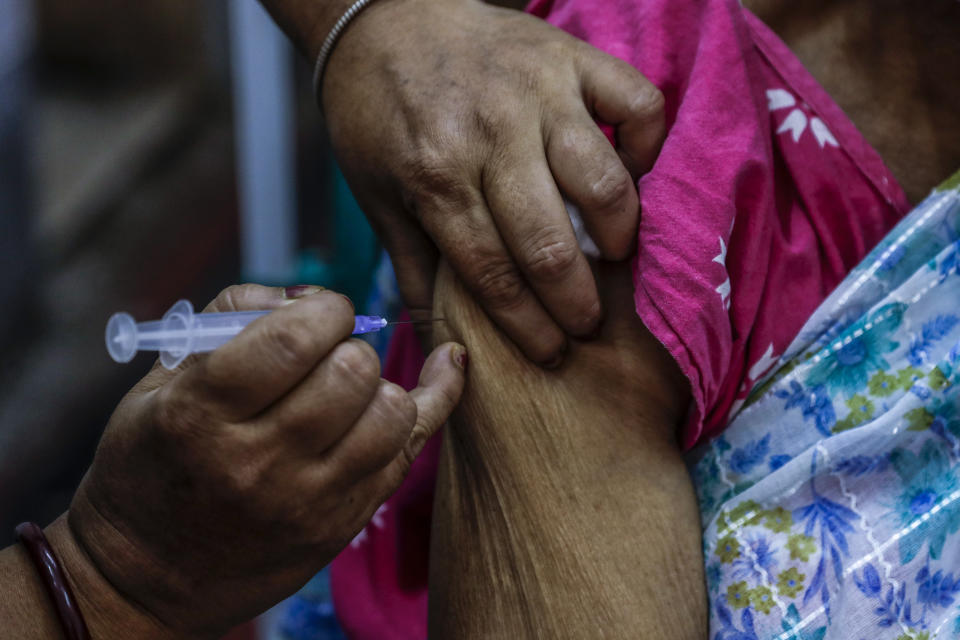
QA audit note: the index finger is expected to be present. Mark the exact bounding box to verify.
[171,290,356,420]
[482,135,603,338]
[578,47,666,178]
[420,195,568,367]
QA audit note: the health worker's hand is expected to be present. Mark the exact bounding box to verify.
[321,0,665,366]
[62,284,466,638]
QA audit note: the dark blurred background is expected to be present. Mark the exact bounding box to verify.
[0,1,377,636]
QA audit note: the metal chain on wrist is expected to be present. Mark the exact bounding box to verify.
[312,0,380,111]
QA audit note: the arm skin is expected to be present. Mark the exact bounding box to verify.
[256,0,346,59]
[428,259,707,638]
[259,0,529,42]
[0,516,177,639]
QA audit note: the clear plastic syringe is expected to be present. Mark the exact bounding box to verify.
[106,299,394,370]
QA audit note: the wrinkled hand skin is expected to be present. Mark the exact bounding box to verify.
[67,285,465,638]
[322,0,665,365]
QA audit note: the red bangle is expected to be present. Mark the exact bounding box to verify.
[15,522,91,640]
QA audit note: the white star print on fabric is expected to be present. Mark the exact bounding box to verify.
[713,236,728,267]
[809,116,839,148]
[765,88,795,111]
[714,237,731,310]
[350,503,388,548]
[767,88,838,149]
[776,108,807,143]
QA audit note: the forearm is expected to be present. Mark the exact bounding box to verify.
[429,261,707,638]
[0,541,65,638]
[259,0,528,62]
[0,515,181,640]
[256,0,353,58]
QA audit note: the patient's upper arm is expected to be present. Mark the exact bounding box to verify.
[428,259,707,639]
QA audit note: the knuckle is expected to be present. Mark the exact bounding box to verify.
[221,460,263,498]
[152,384,205,434]
[471,106,512,143]
[329,340,381,390]
[472,259,527,310]
[386,457,412,492]
[587,164,633,213]
[213,284,247,312]
[403,421,432,462]
[376,383,417,430]
[521,231,580,282]
[540,38,575,67]
[546,111,589,146]
[555,127,583,158]
[403,145,468,208]
[263,316,317,371]
[199,355,242,397]
[396,443,418,481]
[627,85,665,122]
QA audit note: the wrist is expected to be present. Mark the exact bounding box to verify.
[0,542,66,638]
[44,514,187,640]
[303,0,368,61]
[315,0,474,107]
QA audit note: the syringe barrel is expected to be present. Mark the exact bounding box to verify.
[152,305,269,369]
[174,310,271,353]
[107,299,390,370]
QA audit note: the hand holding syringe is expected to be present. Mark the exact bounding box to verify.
[107,299,431,369]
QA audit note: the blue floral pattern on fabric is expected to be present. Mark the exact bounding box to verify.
[691,171,960,639]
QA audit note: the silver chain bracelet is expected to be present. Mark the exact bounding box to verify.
[312,0,380,110]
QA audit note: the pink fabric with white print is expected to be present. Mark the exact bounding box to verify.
[330,0,911,636]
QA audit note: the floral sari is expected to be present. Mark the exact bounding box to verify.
[693,170,960,640]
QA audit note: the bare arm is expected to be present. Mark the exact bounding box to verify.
[0,517,176,639]
[257,0,350,58]
[429,259,707,637]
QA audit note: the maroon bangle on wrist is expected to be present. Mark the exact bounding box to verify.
[15,522,91,640]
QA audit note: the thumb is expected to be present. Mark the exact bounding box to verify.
[131,284,325,393]
[404,342,468,459]
[579,49,666,177]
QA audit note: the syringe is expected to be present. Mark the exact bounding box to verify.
[106,299,400,370]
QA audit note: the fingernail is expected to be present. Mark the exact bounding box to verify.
[283,285,324,300]
[339,293,355,312]
[452,344,468,370]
